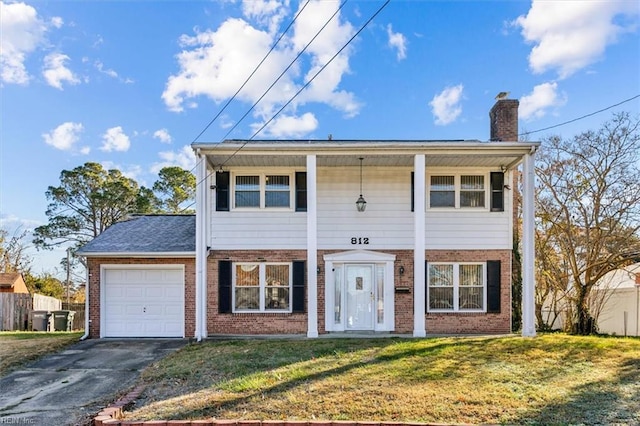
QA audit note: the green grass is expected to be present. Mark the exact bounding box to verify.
[124,334,640,425]
[0,331,83,375]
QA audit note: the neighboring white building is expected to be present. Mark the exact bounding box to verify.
[595,263,640,337]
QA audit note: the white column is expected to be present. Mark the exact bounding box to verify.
[521,150,537,337]
[194,151,207,340]
[306,155,319,338]
[413,154,426,337]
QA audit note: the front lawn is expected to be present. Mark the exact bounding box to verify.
[124,334,640,425]
[0,331,83,375]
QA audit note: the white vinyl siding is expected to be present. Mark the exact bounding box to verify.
[210,167,511,250]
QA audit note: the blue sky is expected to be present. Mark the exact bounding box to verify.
[1,0,639,278]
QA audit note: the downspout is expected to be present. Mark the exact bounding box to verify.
[79,259,90,340]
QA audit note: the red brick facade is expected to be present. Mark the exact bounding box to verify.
[86,248,510,338]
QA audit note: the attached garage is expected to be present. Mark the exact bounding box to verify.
[77,215,196,339]
[102,265,185,338]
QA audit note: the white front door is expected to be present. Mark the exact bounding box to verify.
[345,264,374,330]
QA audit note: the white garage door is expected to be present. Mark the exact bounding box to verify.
[103,266,185,338]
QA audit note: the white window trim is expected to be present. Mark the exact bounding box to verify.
[427,172,489,210]
[232,262,293,313]
[427,262,487,313]
[232,172,294,210]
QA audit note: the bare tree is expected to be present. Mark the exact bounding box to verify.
[0,227,32,273]
[535,112,640,334]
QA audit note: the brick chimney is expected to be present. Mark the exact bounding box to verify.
[489,95,519,142]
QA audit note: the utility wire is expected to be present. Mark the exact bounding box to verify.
[181,0,390,213]
[217,0,349,145]
[220,0,391,168]
[519,94,640,137]
[189,0,311,145]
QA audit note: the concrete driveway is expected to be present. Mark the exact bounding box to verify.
[0,338,187,426]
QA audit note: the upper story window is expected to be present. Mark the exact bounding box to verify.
[429,174,485,209]
[234,174,291,209]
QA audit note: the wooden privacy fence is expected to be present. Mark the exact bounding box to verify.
[0,293,85,331]
[0,293,31,331]
[62,302,86,331]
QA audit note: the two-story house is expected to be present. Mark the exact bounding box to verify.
[78,97,538,339]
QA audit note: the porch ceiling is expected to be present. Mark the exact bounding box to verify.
[195,140,539,170]
[203,153,527,169]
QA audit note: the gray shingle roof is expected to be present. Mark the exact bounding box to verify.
[76,215,195,255]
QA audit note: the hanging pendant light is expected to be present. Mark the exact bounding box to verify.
[355,157,367,212]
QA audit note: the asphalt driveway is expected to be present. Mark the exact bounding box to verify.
[0,338,187,426]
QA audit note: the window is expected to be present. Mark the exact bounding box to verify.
[233,174,292,209]
[429,174,486,209]
[233,263,291,312]
[428,263,485,312]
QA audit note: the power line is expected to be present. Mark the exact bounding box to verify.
[181,0,391,213]
[520,94,640,137]
[217,0,349,145]
[189,0,311,144]
[220,0,391,168]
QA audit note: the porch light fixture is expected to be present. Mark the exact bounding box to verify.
[355,157,367,212]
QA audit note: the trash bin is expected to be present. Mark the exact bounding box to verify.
[31,310,52,331]
[52,310,75,331]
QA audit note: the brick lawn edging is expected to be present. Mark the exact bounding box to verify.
[94,420,473,426]
[92,389,472,426]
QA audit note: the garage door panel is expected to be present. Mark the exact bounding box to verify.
[103,266,185,338]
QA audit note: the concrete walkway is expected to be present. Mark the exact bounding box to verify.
[0,338,187,426]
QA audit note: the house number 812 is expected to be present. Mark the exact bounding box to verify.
[351,237,369,245]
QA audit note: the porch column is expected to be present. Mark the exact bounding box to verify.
[195,151,208,340]
[521,150,537,337]
[306,154,319,338]
[413,154,426,337]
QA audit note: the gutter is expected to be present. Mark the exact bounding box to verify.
[79,261,90,340]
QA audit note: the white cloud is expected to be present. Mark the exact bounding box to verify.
[100,126,131,152]
[42,122,83,150]
[519,82,567,120]
[95,60,118,78]
[429,84,464,125]
[255,112,318,137]
[42,52,80,89]
[50,16,63,28]
[162,0,360,137]
[151,145,196,173]
[0,1,47,85]
[387,24,407,60]
[153,128,172,143]
[101,161,143,182]
[513,0,639,79]
[242,0,288,35]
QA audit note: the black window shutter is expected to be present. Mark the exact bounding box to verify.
[219,260,232,313]
[425,260,428,307]
[411,172,415,212]
[216,171,230,212]
[487,260,501,313]
[292,261,306,313]
[295,172,307,212]
[490,172,504,212]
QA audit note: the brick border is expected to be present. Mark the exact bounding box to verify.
[92,386,473,426]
